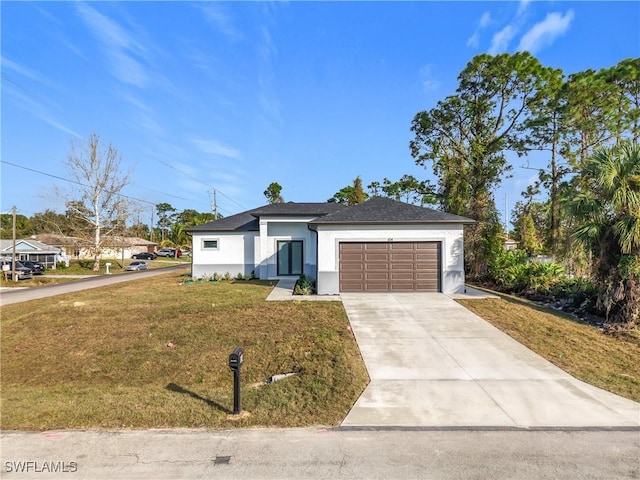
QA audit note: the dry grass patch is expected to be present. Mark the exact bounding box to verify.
[458,296,640,402]
[1,274,368,430]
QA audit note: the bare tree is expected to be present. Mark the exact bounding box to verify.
[63,134,131,271]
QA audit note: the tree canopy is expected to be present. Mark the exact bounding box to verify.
[264,182,284,204]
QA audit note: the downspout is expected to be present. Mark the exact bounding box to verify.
[307,224,318,281]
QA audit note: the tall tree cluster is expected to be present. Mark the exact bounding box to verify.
[409,55,639,281]
[408,53,639,323]
[410,52,554,276]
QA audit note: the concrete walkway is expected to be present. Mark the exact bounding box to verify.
[266,279,341,301]
[340,293,640,428]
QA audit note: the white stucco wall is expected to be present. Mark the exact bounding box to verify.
[256,218,317,279]
[315,224,466,295]
[191,231,258,278]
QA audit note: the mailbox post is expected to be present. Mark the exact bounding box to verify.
[228,347,244,414]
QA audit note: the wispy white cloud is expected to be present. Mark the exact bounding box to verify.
[75,3,149,87]
[118,92,164,135]
[479,12,492,28]
[517,10,575,53]
[3,84,81,138]
[1,56,58,89]
[256,26,283,128]
[517,0,531,17]
[467,11,492,49]
[200,4,243,41]
[190,138,241,160]
[489,25,518,54]
[466,32,480,48]
[419,65,440,92]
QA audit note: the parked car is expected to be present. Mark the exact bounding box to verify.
[132,252,156,260]
[125,261,149,271]
[22,260,45,275]
[156,248,182,257]
[1,260,33,280]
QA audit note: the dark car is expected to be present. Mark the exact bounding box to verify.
[1,260,33,280]
[132,252,156,260]
[22,260,45,275]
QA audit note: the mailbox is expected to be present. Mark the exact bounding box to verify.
[229,347,244,370]
[228,347,244,414]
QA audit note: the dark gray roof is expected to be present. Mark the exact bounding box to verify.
[309,196,475,224]
[248,202,347,217]
[187,211,259,232]
[187,202,346,232]
[189,197,474,232]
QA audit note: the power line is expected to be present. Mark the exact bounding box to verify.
[1,160,156,206]
[151,158,247,211]
[127,183,193,203]
[215,188,247,210]
[3,159,247,213]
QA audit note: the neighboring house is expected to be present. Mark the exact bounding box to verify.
[98,236,158,259]
[189,197,474,294]
[0,239,62,268]
[504,238,518,251]
[33,234,157,259]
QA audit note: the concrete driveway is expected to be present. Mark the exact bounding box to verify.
[340,293,640,428]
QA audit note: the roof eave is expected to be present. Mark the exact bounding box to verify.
[311,219,476,225]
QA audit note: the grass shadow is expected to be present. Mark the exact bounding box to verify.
[165,383,232,414]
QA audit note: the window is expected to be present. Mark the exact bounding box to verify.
[277,240,303,276]
[202,239,219,250]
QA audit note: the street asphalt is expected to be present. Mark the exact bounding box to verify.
[2,428,639,479]
[0,264,189,307]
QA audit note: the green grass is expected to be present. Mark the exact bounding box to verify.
[458,294,640,402]
[1,274,368,430]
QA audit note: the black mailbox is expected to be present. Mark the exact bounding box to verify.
[228,347,244,415]
[229,347,244,370]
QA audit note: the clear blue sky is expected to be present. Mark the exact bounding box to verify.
[2,1,639,225]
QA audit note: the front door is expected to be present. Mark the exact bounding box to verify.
[277,240,303,276]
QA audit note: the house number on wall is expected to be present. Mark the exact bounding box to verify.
[387,238,393,241]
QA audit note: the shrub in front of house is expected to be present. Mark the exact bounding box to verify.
[294,274,315,295]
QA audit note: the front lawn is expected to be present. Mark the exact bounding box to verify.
[1,274,368,430]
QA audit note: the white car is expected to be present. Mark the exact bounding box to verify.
[125,261,149,271]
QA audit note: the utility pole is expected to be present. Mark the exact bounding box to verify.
[212,189,218,220]
[12,206,17,283]
[504,192,509,238]
[150,208,154,242]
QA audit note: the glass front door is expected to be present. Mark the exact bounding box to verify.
[277,240,303,276]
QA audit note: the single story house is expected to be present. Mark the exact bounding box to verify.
[189,197,474,295]
[0,239,63,268]
[504,238,518,251]
[33,234,157,259]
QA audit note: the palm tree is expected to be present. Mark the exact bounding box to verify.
[167,223,191,256]
[567,142,640,324]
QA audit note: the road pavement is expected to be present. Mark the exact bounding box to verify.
[0,265,189,307]
[2,428,639,479]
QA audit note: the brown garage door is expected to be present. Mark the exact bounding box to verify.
[339,242,441,292]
